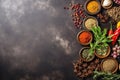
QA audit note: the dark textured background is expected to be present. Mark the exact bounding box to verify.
[0,0,88,80]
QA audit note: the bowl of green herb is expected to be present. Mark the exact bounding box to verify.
[95,45,110,58]
[79,47,95,62]
[88,26,112,59]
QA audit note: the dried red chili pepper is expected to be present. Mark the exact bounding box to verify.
[112,27,120,45]
[108,23,113,36]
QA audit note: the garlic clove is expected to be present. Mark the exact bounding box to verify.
[102,0,112,7]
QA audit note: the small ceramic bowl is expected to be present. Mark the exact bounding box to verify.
[77,30,93,45]
[79,47,95,62]
[101,0,113,9]
[83,16,98,30]
[101,57,118,73]
[95,45,111,58]
[84,0,101,15]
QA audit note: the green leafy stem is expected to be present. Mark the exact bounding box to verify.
[93,71,120,80]
[88,26,112,58]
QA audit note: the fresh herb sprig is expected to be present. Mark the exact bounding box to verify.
[93,71,120,80]
[88,26,112,57]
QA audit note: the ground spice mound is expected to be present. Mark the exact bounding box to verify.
[79,31,91,43]
[85,18,98,30]
[87,1,99,13]
[103,59,116,72]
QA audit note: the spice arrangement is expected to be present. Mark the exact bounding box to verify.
[65,0,120,79]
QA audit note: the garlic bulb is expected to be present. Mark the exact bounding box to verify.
[102,0,112,7]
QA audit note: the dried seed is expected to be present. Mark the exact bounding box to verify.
[77,72,82,76]
[82,69,87,73]
[90,62,94,65]
[82,63,87,68]
[80,74,85,78]
[65,3,86,29]
[74,69,78,73]
[88,70,92,74]
[79,66,82,70]
[94,59,100,64]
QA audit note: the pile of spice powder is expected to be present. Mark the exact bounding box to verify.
[64,3,86,29]
[79,31,91,43]
[85,18,98,30]
[102,59,117,72]
[87,1,99,13]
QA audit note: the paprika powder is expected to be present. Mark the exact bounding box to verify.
[78,31,92,44]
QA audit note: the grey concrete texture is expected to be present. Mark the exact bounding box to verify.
[0,0,87,80]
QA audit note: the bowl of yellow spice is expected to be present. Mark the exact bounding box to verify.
[84,0,101,15]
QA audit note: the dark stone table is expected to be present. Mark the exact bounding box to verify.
[0,0,88,80]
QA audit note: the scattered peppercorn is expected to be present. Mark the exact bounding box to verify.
[97,13,109,23]
[82,63,88,68]
[64,3,87,29]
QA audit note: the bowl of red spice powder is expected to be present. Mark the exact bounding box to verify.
[77,30,93,45]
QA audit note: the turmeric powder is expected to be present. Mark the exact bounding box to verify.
[87,1,99,13]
